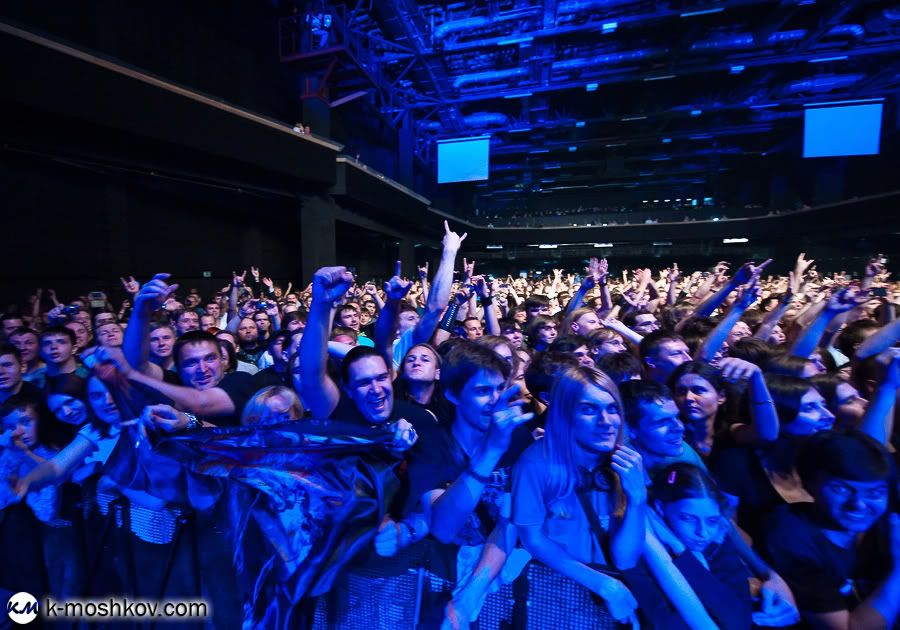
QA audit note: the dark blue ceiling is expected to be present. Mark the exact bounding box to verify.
[283,0,900,215]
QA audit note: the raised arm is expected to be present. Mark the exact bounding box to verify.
[413,221,466,345]
[857,349,900,445]
[791,288,866,359]
[694,282,757,363]
[719,358,780,443]
[474,276,501,336]
[299,267,354,418]
[425,386,532,543]
[122,273,178,380]
[373,262,413,372]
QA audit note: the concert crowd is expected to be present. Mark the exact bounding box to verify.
[2,220,899,629]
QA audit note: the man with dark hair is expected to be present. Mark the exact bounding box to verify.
[765,430,900,628]
[335,304,374,347]
[462,317,484,341]
[406,341,533,614]
[1,313,24,341]
[0,344,39,403]
[619,380,700,474]
[523,295,551,322]
[102,325,257,429]
[299,267,434,434]
[254,330,294,388]
[9,327,44,384]
[170,309,200,337]
[39,326,87,390]
[623,310,660,335]
[596,351,642,385]
[639,330,691,384]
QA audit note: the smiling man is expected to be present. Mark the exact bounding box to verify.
[765,430,900,629]
[620,380,705,477]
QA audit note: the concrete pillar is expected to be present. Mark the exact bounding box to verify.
[300,195,337,284]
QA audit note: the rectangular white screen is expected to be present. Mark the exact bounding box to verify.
[438,136,490,183]
[803,103,883,158]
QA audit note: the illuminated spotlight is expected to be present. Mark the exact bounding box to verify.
[691,109,703,117]
[575,121,586,128]
[653,241,673,246]
[662,137,672,143]
[653,199,659,203]
[594,243,614,248]
[723,238,749,244]
[602,21,617,33]
[664,199,671,202]
[538,244,558,249]
[569,146,577,152]
[642,200,649,203]
[712,217,720,221]
[586,82,599,92]
[621,115,648,121]
[643,74,676,82]
[504,91,533,99]
[730,65,745,74]
[486,244,504,249]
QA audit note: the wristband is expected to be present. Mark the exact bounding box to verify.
[466,467,493,485]
[439,302,460,332]
[183,412,201,431]
[479,295,494,307]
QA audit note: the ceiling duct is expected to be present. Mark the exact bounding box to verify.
[452,66,530,89]
[825,24,865,39]
[690,33,755,51]
[433,7,541,40]
[552,48,667,72]
[419,112,509,130]
[557,0,635,12]
[784,74,865,94]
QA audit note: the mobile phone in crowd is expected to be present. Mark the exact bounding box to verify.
[89,291,105,308]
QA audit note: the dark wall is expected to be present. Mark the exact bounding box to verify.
[1,152,303,307]
[1,0,300,125]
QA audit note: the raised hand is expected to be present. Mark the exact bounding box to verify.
[865,255,885,278]
[795,252,814,277]
[417,261,429,280]
[364,282,378,296]
[384,261,413,301]
[473,275,491,298]
[825,287,869,314]
[120,276,140,295]
[735,281,760,309]
[312,267,355,305]
[442,220,468,252]
[262,276,274,290]
[135,273,179,312]
[232,270,247,287]
[713,261,730,278]
[718,357,761,382]
[485,384,535,454]
[733,259,773,286]
[669,263,682,284]
[462,257,475,283]
[94,346,134,377]
[611,444,646,503]
[250,266,260,281]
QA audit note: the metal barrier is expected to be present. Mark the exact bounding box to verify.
[312,540,615,629]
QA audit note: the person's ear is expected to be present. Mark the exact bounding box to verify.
[434,368,440,381]
[444,387,458,406]
[717,391,726,406]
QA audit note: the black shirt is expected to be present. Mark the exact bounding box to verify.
[208,371,259,427]
[763,503,888,615]
[404,422,533,546]
[708,445,783,542]
[329,393,438,435]
[254,366,290,390]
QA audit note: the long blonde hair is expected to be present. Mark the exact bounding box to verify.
[241,386,304,426]
[542,366,626,516]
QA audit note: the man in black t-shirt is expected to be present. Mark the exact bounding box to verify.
[97,330,257,429]
[405,342,533,625]
[764,430,900,628]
